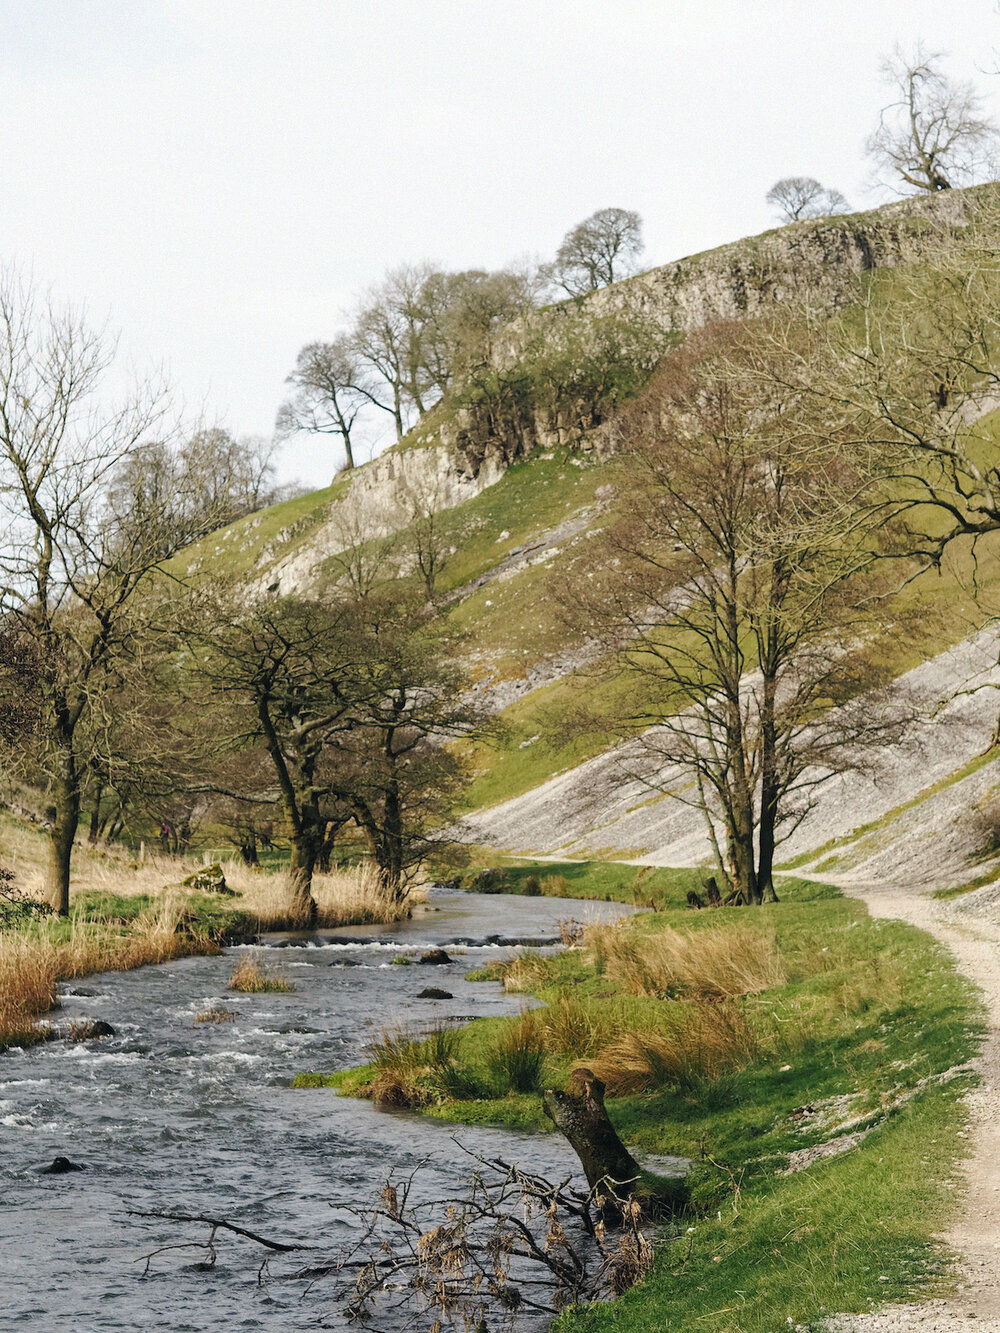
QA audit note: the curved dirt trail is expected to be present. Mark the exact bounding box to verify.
[818,878,1000,1332]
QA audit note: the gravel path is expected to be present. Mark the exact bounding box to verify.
[811,877,1000,1331]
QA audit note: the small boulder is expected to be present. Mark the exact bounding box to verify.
[41,1156,84,1175]
[182,863,234,896]
[418,948,452,966]
[417,987,453,999]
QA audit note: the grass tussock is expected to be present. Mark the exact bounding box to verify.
[491,951,551,993]
[485,1013,547,1093]
[228,954,296,993]
[195,1007,237,1023]
[584,919,786,999]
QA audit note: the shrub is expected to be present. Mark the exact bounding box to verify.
[541,874,570,897]
[0,874,53,931]
[522,875,541,896]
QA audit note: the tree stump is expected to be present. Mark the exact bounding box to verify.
[542,1075,687,1219]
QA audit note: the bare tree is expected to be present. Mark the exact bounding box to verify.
[351,265,436,442]
[867,45,1000,193]
[765,176,850,222]
[0,274,173,911]
[564,320,892,903]
[549,208,644,296]
[799,199,1000,563]
[107,428,283,559]
[277,336,376,472]
[414,265,541,397]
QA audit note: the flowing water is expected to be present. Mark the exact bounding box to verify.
[0,888,635,1331]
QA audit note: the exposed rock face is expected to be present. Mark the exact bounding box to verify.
[261,441,506,595]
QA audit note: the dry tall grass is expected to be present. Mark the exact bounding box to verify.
[229,860,418,930]
[583,920,786,1000]
[572,1000,763,1094]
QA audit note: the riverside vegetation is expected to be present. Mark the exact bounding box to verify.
[0,813,412,1049]
[296,863,981,1333]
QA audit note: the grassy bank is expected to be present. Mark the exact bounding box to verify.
[448,856,704,908]
[298,867,982,1332]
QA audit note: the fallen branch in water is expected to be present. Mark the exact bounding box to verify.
[129,1149,658,1329]
[128,1209,309,1282]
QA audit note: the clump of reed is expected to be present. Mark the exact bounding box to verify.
[228,954,296,993]
[195,1007,237,1023]
[583,919,786,1000]
[484,1013,547,1094]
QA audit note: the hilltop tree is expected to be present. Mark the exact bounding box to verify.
[867,46,1000,193]
[351,265,435,441]
[549,208,644,296]
[765,176,850,222]
[277,338,374,472]
[413,266,540,398]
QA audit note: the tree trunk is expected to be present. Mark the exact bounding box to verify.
[47,769,81,917]
[378,773,405,902]
[88,782,103,845]
[543,1076,686,1219]
[288,833,318,926]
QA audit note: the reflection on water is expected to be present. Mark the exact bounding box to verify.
[0,888,633,1330]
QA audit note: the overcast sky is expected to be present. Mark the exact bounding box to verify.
[2,0,998,489]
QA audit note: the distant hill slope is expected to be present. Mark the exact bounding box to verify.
[175,184,1000,889]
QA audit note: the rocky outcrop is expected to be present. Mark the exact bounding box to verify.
[256,186,997,595]
[541,185,991,337]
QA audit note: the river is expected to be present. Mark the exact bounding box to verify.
[0,887,635,1331]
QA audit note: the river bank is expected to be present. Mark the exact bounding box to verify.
[312,866,983,1333]
[0,821,415,1048]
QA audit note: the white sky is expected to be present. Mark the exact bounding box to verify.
[1,0,998,488]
